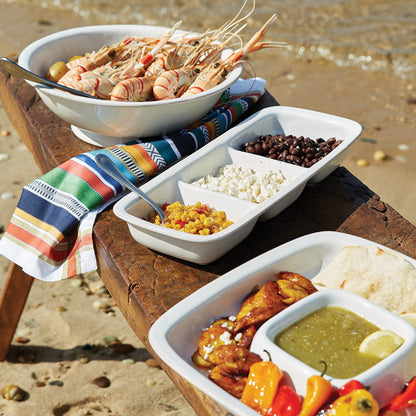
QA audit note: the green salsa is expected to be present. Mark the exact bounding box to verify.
[274,306,382,378]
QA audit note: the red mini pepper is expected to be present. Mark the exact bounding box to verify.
[380,377,416,414]
[337,380,366,397]
[267,385,302,416]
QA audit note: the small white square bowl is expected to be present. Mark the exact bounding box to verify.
[114,106,362,264]
[250,288,416,406]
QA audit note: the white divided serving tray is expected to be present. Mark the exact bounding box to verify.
[114,106,362,264]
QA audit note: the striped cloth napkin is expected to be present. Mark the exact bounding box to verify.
[0,78,266,281]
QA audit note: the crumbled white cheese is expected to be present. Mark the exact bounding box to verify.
[221,322,234,330]
[191,164,290,203]
[202,344,214,359]
[219,331,233,345]
[234,332,243,342]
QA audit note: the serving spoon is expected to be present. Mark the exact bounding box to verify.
[95,153,166,222]
[0,57,97,99]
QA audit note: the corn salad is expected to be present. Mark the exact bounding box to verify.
[148,201,233,235]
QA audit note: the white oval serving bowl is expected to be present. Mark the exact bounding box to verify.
[250,288,416,406]
[17,25,242,145]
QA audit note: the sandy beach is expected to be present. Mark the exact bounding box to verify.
[0,1,415,415]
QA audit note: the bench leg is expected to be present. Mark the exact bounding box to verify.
[0,263,33,361]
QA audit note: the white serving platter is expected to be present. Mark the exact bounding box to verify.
[148,231,416,416]
[114,106,362,264]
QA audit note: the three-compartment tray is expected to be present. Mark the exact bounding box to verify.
[113,106,362,264]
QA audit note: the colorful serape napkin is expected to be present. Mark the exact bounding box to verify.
[0,78,266,282]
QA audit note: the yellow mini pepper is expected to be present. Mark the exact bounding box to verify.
[323,389,379,416]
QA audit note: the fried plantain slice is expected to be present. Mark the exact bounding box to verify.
[235,324,257,349]
[209,363,249,398]
[276,271,317,294]
[198,325,236,362]
[209,317,235,331]
[234,280,286,332]
[207,344,262,368]
[277,279,310,305]
[191,350,215,369]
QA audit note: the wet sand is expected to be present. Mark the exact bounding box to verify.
[0,2,415,415]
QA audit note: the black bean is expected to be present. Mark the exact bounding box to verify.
[240,133,343,167]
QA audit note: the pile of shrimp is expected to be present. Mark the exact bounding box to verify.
[46,2,285,102]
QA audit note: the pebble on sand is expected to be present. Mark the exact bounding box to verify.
[145,358,161,369]
[15,336,30,344]
[92,376,111,388]
[398,144,410,151]
[373,150,388,161]
[1,192,14,200]
[356,158,369,167]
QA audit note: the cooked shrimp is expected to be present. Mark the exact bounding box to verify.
[66,75,114,99]
[110,76,155,101]
[153,68,200,100]
[67,38,139,70]
[59,64,113,86]
[145,37,202,78]
[116,21,183,83]
[151,24,248,100]
[51,1,286,102]
[182,14,284,97]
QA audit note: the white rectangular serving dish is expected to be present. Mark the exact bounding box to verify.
[114,106,362,264]
[148,231,416,416]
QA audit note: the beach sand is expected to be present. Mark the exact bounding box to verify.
[0,3,415,415]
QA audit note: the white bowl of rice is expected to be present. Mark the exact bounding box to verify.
[18,24,242,146]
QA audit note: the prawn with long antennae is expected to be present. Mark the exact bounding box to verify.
[182,14,286,98]
[113,20,183,82]
[61,21,182,98]
[145,1,250,82]
[152,23,249,100]
[59,37,146,86]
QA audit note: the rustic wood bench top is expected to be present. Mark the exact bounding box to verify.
[1,66,415,416]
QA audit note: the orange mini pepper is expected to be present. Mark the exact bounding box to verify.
[241,361,283,416]
[298,374,333,416]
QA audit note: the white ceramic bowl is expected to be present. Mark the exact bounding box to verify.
[17,25,242,145]
[250,288,416,406]
[148,232,416,416]
[114,106,362,264]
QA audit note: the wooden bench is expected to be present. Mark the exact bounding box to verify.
[1,66,415,416]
